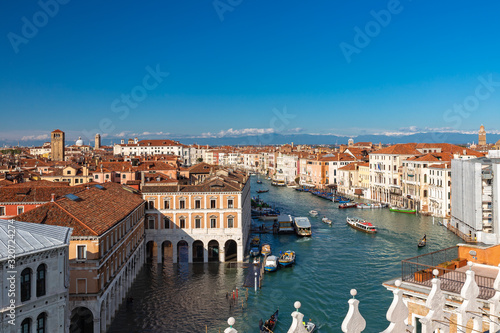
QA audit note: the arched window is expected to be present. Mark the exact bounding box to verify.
[36,264,46,297]
[37,312,47,333]
[21,318,31,333]
[21,268,31,302]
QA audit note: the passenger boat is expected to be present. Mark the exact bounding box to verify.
[250,246,260,257]
[339,202,357,209]
[259,309,279,333]
[287,183,298,188]
[251,236,260,246]
[321,216,332,225]
[346,217,377,234]
[309,210,318,217]
[390,207,417,214]
[256,180,262,184]
[418,234,426,248]
[357,203,387,209]
[264,255,279,272]
[256,189,269,193]
[261,243,271,256]
[293,217,312,236]
[278,250,296,267]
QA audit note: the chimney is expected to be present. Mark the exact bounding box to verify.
[51,193,55,202]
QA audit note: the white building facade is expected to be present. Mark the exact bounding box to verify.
[0,220,72,333]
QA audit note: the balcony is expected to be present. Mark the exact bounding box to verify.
[401,246,495,299]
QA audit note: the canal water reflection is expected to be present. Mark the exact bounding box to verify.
[109,177,461,332]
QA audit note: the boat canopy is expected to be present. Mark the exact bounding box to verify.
[294,217,311,228]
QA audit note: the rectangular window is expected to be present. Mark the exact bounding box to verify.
[76,278,87,294]
[0,207,5,216]
[195,218,201,228]
[164,218,170,229]
[227,218,234,228]
[210,199,216,209]
[195,200,201,209]
[77,245,87,260]
[164,200,170,209]
[210,218,217,228]
[17,206,24,215]
[179,200,185,209]
[94,175,99,179]
[148,218,155,229]
[180,218,186,228]
[227,199,233,208]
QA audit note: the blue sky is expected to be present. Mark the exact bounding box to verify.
[1,0,500,144]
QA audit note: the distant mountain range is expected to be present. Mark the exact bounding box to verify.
[3,132,500,148]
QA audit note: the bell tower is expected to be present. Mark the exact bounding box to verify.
[51,129,65,161]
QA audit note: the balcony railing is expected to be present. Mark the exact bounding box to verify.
[401,246,495,299]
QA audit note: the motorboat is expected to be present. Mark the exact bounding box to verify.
[339,202,357,209]
[261,243,271,256]
[305,321,316,332]
[250,246,260,257]
[278,250,296,267]
[309,210,318,217]
[346,217,377,234]
[390,206,417,214]
[321,216,332,225]
[256,180,262,184]
[264,255,279,272]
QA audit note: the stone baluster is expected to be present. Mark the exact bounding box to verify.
[224,317,237,333]
[419,269,449,333]
[287,301,309,333]
[488,264,500,333]
[341,289,366,333]
[457,262,482,332]
[381,280,414,333]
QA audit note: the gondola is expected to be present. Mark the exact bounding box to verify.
[418,234,426,248]
[259,309,279,333]
[257,189,269,193]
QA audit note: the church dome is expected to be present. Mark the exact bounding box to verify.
[75,137,84,146]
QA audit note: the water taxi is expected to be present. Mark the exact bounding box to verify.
[293,217,312,236]
[278,250,296,267]
[264,255,279,272]
[309,210,318,217]
[346,217,377,234]
[339,202,357,209]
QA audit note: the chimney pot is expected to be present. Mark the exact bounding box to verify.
[51,193,55,202]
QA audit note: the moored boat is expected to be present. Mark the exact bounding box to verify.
[256,180,262,184]
[251,236,260,246]
[293,217,312,236]
[346,217,377,234]
[321,216,332,225]
[390,206,417,214]
[250,246,260,257]
[277,214,295,234]
[259,309,279,333]
[278,250,296,267]
[339,202,357,209]
[309,210,318,217]
[264,255,279,272]
[261,243,271,256]
[418,234,426,248]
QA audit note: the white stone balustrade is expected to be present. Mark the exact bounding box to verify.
[224,317,237,333]
[419,269,449,333]
[341,289,366,333]
[287,301,310,333]
[381,280,414,333]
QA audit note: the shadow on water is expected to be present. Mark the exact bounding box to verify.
[109,177,461,332]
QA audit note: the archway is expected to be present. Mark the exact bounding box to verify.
[70,307,94,333]
[146,241,158,261]
[192,240,204,263]
[224,240,237,262]
[177,240,189,263]
[208,240,219,262]
[162,241,173,262]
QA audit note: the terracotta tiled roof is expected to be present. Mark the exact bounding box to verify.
[14,182,144,236]
[372,143,420,155]
[188,162,216,174]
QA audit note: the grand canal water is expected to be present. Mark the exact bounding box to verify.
[109,177,461,332]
